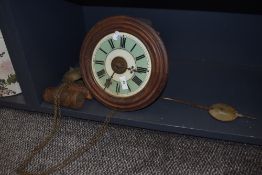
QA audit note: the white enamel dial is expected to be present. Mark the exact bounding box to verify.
[91,32,152,97]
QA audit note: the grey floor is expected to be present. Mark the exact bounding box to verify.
[0,107,262,175]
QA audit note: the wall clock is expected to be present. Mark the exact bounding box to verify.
[80,16,168,111]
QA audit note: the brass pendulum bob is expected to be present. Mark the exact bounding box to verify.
[209,103,256,122]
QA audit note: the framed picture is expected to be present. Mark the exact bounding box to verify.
[0,30,22,97]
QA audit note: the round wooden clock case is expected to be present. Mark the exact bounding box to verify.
[80,16,168,111]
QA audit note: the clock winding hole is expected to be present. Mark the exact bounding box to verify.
[111,57,128,74]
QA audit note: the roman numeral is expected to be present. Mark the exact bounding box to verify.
[127,83,131,92]
[104,78,111,88]
[116,83,120,94]
[130,44,137,52]
[94,60,104,65]
[120,36,126,48]
[136,67,148,73]
[135,54,145,61]
[108,39,115,49]
[132,75,142,86]
[96,69,105,78]
[99,48,107,55]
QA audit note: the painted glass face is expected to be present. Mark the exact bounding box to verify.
[91,32,152,97]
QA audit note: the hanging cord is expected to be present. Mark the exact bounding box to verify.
[16,83,115,175]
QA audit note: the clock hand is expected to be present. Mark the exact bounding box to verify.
[104,72,115,90]
[114,65,136,73]
[127,66,147,73]
[114,64,148,74]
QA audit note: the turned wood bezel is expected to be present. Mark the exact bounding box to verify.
[80,16,168,111]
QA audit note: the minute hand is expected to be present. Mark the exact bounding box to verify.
[128,67,148,73]
[112,65,135,73]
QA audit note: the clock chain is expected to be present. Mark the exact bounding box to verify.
[16,88,256,174]
[16,82,115,175]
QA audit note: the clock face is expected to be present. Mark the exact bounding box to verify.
[80,16,168,111]
[91,32,152,97]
